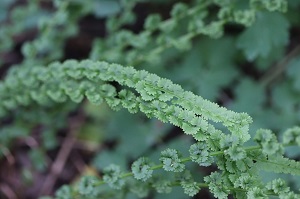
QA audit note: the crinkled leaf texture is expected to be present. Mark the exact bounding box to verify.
[131,157,153,181]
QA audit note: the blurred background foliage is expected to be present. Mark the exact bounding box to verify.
[0,0,300,198]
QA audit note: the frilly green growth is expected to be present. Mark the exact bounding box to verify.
[0,60,252,143]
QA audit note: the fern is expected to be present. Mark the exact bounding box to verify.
[1,60,300,198]
[0,60,252,144]
[1,0,300,198]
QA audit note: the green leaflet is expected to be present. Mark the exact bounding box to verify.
[246,187,268,199]
[181,181,201,197]
[283,126,300,146]
[254,155,300,176]
[204,171,229,199]
[103,164,125,189]
[266,178,290,195]
[160,148,185,172]
[77,176,98,196]
[189,142,214,166]
[131,157,153,181]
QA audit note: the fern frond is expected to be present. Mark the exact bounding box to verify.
[0,60,252,142]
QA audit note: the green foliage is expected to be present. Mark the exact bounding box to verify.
[181,181,201,197]
[189,142,214,166]
[77,176,98,196]
[131,157,153,181]
[1,0,300,199]
[254,155,300,176]
[160,148,185,172]
[283,126,300,146]
[237,11,290,61]
[254,129,283,156]
[103,164,125,189]
[204,172,229,199]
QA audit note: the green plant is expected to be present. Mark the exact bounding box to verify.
[1,0,300,199]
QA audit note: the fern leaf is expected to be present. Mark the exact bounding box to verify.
[254,156,300,176]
